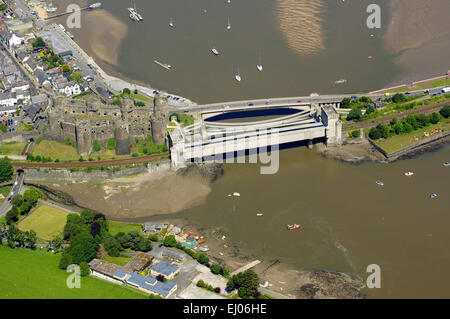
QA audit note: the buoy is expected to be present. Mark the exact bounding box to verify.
[368,56,373,59]
[381,217,385,221]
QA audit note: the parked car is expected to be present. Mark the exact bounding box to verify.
[351,95,358,99]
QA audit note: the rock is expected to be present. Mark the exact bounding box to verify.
[177,163,224,182]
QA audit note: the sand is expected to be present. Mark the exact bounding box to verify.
[384,0,450,83]
[274,0,326,56]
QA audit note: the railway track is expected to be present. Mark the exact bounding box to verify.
[12,153,169,169]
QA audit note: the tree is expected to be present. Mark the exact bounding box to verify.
[19,201,32,215]
[23,188,39,206]
[0,123,6,133]
[227,270,259,299]
[134,89,138,94]
[197,253,209,265]
[0,157,13,183]
[62,64,70,72]
[340,97,351,108]
[32,37,45,48]
[6,206,19,225]
[59,252,73,269]
[69,71,82,83]
[392,93,407,104]
[163,235,177,247]
[439,105,450,119]
[47,235,63,251]
[67,232,98,264]
[92,140,101,152]
[347,107,362,121]
[122,88,131,95]
[429,112,441,124]
[24,230,37,249]
[350,130,360,138]
[107,138,116,150]
[12,195,23,207]
[79,262,90,276]
[103,236,121,257]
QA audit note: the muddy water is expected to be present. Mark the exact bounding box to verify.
[68,0,398,103]
[123,145,450,298]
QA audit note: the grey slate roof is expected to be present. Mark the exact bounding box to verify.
[151,259,179,277]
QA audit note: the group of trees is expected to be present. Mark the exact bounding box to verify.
[1,225,36,249]
[32,37,46,48]
[39,48,63,69]
[341,96,377,122]
[59,210,152,269]
[369,112,442,140]
[5,189,41,225]
[440,105,450,119]
[226,270,260,299]
[197,280,221,294]
[0,157,13,183]
[210,263,230,278]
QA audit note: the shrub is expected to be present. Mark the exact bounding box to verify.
[92,140,101,152]
[79,261,90,276]
[440,105,450,119]
[350,130,360,138]
[107,138,116,150]
[214,287,221,294]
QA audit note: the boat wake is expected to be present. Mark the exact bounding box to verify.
[274,0,326,56]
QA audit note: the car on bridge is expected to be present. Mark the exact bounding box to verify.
[265,100,271,105]
[247,102,254,106]
[297,100,302,103]
[223,104,230,109]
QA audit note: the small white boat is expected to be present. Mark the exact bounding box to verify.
[46,7,57,13]
[429,193,438,199]
[334,79,347,84]
[256,213,263,216]
[235,74,241,82]
[226,17,231,30]
[199,246,209,252]
[169,18,174,28]
[211,48,219,55]
[404,172,414,176]
[232,192,240,197]
[376,180,384,186]
[257,64,263,72]
[444,162,450,167]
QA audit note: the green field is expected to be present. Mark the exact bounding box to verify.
[18,205,68,240]
[428,78,450,88]
[108,220,142,235]
[103,255,132,266]
[131,92,153,104]
[0,186,11,204]
[374,119,450,153]
[0,142,26,156]
[32,140,80,161]
[0,246,146,299]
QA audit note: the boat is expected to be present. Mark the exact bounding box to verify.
[376,180,384,186]
[46,7,57,12]
[235,66,241,82]
[257,53,263,71]
[256,213,263,216]
[226,17,231,30]
[404,172,414,176]
[88,2,101,10]
[199,246,209,252]
[287,224,300,231]
[429,193,438,199]
[334,79,347,84]
[444,162,450,167]
[169,18,174,28]
[128,1,142,21]
[211,47,219,55]
[232,192,240,197]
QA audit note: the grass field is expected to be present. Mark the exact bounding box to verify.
[18,205,68,240]
[428,78,450,88]
[103,255,132,266]
[131,92,153,104]
[0,142,26,156]
[32,140,80,161]
[108,220,142,235]
[0,246,146,299]
[0,186,11,204]
[374,119,450,153]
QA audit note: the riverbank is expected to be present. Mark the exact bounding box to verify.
[384,0,450,85]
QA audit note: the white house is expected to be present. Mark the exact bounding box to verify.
[8,33,24,48]
[0,92,17,107]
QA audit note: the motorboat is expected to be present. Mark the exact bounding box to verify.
[376,180,384,186]
[429,193,438,199]
[169,18,174,28]
[404,172,414,176]
[235,74,241,82]
[257,64,263,72]
[226,17,231,30]
[211,47,219,55]
[232,192,240,197]
[256,213,263,217]
[444,162,450,167]
[287,224,300,230]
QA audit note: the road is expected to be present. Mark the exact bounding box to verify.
[171,87,447,115]
[0,170,24,217]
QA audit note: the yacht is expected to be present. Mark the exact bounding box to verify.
[257,53,263,71]
[444,161,450,167]
[376,180,384,186]
[211,47,219,55]
[169,18,174,28]
[287,224,300,231]
[226,17,231,30]
[404,172,414,176]
[235,65,241,82]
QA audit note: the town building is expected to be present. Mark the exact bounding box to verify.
[143,221,169,234]
[162,249,185,263]
[150,259,180,280]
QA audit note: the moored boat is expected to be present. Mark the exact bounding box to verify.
[287,224,300,230]
[404,172,414,176]
[429,193,438,199]
[444,162,450,167]
[376,180,384,186]
[211,48,219,55]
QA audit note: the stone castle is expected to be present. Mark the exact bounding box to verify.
[44,94,169,155]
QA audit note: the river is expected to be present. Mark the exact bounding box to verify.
[69,0,399,103]
[54,0,450,298]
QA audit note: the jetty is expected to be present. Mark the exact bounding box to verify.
[45,2,101,20]
[230,260,261,276]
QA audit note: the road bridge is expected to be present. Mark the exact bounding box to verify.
[169,103,341,168]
